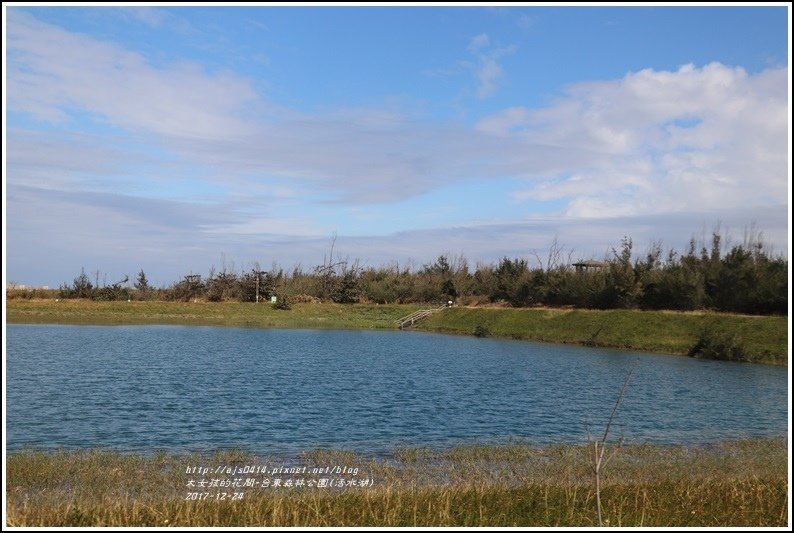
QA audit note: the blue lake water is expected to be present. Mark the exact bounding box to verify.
[5,324,789,455]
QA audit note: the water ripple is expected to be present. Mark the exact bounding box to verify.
[6,324,788,454]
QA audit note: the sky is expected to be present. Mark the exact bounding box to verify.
[3,4,791,288]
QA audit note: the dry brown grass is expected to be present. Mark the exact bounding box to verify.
[7,438,788,527]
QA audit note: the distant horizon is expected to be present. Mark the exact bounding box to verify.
[4,5,790,288]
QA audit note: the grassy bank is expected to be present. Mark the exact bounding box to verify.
[6,299,788,365]
[6,439,787,527]
[5,299,422,330]
[417,307,788,365]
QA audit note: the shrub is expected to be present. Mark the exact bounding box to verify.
[472,324,490,338]
[688,327,748,362]
[272,294,292,310]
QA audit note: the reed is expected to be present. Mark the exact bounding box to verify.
[7,438,787,527]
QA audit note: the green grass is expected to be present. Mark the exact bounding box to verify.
[6,439,788,526]
[6,299,422,330]
[6,300,788,365]
[416,307,788,365]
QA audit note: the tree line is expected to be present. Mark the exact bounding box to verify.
[24,229,787,316]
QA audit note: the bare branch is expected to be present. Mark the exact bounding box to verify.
[600,360,637,449]
[590,358,639,526]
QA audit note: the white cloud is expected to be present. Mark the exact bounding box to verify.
[126,7,168,28]
[475,106,531,136]
[480,62,789,217]
[464,33,515,99]
[2,13,584,206]
[7,10,260,139]
[517,15,534,31]
[475,57,503,98]
[468,33,490,52]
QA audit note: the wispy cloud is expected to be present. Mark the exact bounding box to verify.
[7,10,260,138]
[474,57,503,99]
[465,33,516,99]
[468,33,490,52]
[9,182,786,286]
[126,7,168,28]
[517,15,534,31]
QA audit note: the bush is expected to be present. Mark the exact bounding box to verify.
[272,295,292,310]
[472,324,490,338]
[92,286,132,301]
[688,327,748,362]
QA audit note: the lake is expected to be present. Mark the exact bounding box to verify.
[6,324,788,455]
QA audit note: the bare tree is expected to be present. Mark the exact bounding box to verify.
[546,234,564,272]
[588,359,639,527]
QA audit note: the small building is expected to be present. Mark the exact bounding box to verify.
[572,260,607,273]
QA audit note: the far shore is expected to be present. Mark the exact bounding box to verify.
[5,299,788,365]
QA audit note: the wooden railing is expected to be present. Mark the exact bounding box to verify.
[395,305,447,330]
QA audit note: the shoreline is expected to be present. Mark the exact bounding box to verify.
[5,433,788,460]
[6,299,788,365]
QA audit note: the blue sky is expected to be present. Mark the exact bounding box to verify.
[3,4,790,287]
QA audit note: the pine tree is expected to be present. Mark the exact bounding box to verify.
[135,269,150,292]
